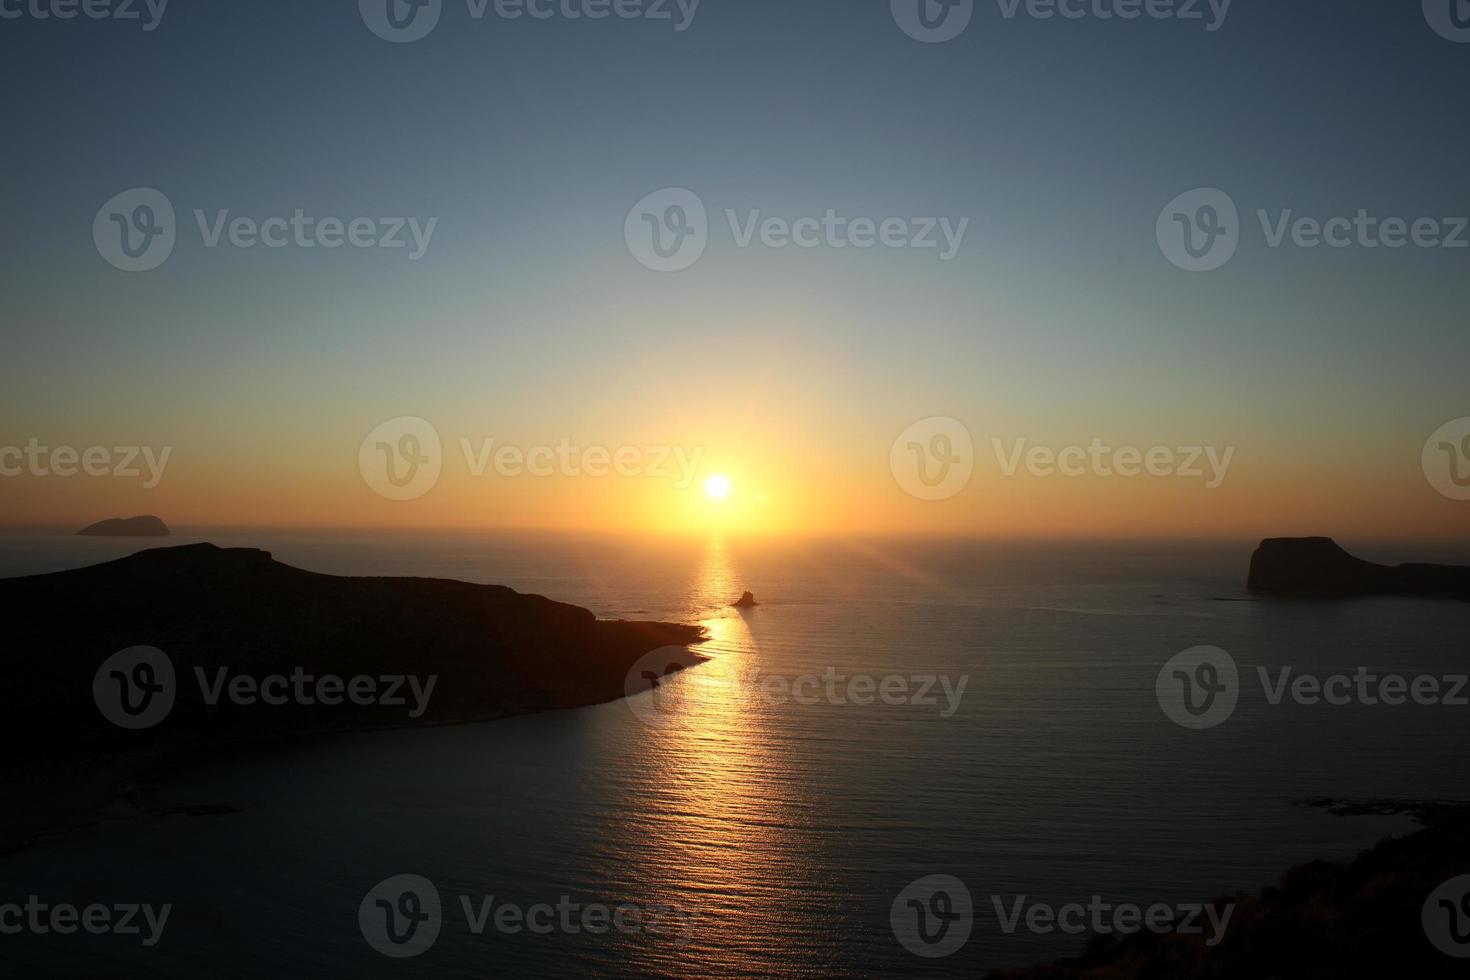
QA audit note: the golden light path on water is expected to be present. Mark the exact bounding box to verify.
[607,536,841,977]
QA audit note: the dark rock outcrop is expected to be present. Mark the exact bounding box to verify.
[989,804,1470,979]
[0,543,706,748]
[78,515,170,537]
[733,591,758,608]
[0,543,707,851]
[1248,537,1470,600]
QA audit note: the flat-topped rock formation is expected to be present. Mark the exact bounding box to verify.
[78,515,171,537]
[1248,537,1470,600]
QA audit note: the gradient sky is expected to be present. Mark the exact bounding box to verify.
[2,0,1469,539]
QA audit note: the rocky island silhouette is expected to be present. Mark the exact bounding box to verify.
[0,543,706,850]
[77,515,171,537]
[1249,537,1470,600]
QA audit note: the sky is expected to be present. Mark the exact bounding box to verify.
[2,0,1469,540]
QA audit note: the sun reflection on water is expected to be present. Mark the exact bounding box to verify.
[611,535,829,977]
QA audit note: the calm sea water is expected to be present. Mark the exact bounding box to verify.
[3,530,1469,977]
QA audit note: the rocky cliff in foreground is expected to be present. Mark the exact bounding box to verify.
[990,804,1470,979]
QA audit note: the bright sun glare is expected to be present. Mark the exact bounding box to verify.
[705,474,732,499]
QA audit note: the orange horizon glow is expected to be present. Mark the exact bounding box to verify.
[1,440,1467,545]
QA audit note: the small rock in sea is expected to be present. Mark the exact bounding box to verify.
[733,591,758,608]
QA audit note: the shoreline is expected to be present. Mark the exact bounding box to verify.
[0,542,711,855]
[2,653,710,857]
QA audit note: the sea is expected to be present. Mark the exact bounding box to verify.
[1,530,1468,977]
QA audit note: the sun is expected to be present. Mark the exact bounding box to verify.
[705,474,732,499]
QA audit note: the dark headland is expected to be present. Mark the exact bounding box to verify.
[1248,537,1470,600]
[77,514,171,537]
[990,803,1470,979]
[0,543,706,848]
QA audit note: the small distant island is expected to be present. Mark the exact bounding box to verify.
[1248,537,1470,601]
[733,591,759,608]
[78,515,171,537]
